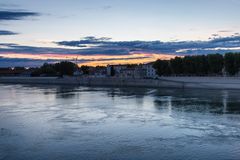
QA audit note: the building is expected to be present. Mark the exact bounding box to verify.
[89,66,107,77]
[107,65,128,77]
[142,63,158,79]
[107,65,127,76]
[118,66,145,79]
[107,64,154,79]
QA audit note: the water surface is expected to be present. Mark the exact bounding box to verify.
[0,84,240,160]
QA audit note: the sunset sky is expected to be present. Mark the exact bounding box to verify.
[0,0,240,67]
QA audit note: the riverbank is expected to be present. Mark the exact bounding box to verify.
[1,76,240,89]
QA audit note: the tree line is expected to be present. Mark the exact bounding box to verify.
[153,53,240,76]
[30,61,106,77]
[31,61,78,76]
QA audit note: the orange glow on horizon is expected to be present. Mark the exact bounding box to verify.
[79,53,177,66]
[0,52,177,66]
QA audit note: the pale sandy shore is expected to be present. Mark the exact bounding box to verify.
[1,76,240,90]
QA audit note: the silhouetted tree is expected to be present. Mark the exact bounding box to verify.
[40,63,57,76]
[170,57,183,75]
[153,60,172,76]
[14,67,25,71]
[207,54,224,75]
[234,53,240,73]
[154,53,240,77]
[30,68,41,77]
[80,65,90,75]
[182,56,198,75]
[224,53,239,75]
[55,61,78,76]
[110,66,115,76]
[194,55,209,75]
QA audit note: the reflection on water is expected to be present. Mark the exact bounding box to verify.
[0,84,240,160]
[154,89,240,114]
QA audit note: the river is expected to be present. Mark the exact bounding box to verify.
[0,84,240,160]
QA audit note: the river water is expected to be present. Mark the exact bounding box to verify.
[0,84,240,160]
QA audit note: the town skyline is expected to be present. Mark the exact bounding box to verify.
[0,0,240,67]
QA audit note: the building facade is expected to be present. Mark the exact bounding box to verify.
[142,63,158,79]
[107,63,157,79]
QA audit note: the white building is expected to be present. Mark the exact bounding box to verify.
[107,65,128,76]
[142,63,158,79]
[118,67,145,79]
[107,63,158,79]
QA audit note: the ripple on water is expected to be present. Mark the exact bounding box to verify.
[1,85,240,160]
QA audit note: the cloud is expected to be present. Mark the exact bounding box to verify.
[0,35,240,57]
[57,36,112,47]
[218,30,233,33]
[211,34,219,37]
[84,5,113,11]
[102,5,112,10]
[0,43,130,56]
[0,57,54,67]
[0,55,150,67]
[0,8,39,40]
[0,30,18,35]
[0,10,39,21]
[55,35,240,55]
[1,35,240,67]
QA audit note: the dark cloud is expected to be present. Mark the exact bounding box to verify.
[0,35,239,57]
[0,43,130,56]
[0,57,54,67]
[210,36,240,44]
[0,30,18,35]
[0,10,39,21]
[56,35,240,55]
[0,56,149,67]
[211,34,219,37]
[57,36,112,47]
[1,35,240,67]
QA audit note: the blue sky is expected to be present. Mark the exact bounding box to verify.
[0,0,240,67]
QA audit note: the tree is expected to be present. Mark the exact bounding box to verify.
[80,65,90,75]
[153,53,240,76]
[234,53,240,74]
[182,56,197,75]
[224,53,238,75]
[55,61,78,76]
[194,55,209,75]
[40,63,57,76]
[30,68,41,77]
[14,67,25,71]
[207,54,224,75]
[110,66,115,76]
[170,57,183,75]
[153,60,172,76]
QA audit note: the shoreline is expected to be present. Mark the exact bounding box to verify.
[1,76,240,90]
